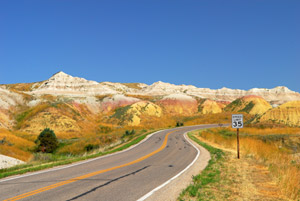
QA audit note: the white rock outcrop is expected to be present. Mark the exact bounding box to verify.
[0,154,24,169]
[26,72,300,104]
[31,71,118,96]
[136,82,300,104]
[0,87,24,109]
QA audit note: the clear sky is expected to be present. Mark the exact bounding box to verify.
[1,0,299,92]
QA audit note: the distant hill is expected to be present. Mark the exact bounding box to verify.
[1,71,300,162]
[157,94,198,115]
[2,71,298,104]
[257,101,300,126]
[198,99,227,114]
[224,95,272,115]
[0,71,299,133]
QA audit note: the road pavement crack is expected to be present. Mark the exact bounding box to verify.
[66,165,150,201]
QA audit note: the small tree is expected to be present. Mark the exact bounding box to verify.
[35,128,58,153]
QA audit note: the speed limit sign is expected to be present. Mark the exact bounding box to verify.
[232,114,243,128]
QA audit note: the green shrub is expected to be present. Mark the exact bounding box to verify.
[35,128,58,153]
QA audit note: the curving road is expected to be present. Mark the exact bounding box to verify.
[0,124,218,201]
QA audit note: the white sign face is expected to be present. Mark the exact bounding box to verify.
[232,114,243,128]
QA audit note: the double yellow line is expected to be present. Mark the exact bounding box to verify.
[4,129,178,201]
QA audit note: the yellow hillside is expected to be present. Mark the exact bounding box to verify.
[20,107,81,135]
[111,101,162,126]
[224,95,272,115]
[15,102,99,138]
[259,101,300,126]
[198,99,223,114]
[0,110,11,129]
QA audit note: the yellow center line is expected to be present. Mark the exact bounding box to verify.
[4,129,179,201]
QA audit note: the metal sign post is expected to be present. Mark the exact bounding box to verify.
[232,114,243,159]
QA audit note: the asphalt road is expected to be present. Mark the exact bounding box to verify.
[0,124,218,201]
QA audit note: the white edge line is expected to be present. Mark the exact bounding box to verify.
[137,131,201,201]
[0,129,167,183]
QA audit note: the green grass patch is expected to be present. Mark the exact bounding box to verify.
[178,132,226,201]
[239,101,254,113]
[111,105,131,119]
[224,98,243,112]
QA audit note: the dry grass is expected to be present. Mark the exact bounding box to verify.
[184,112,253,126]
[5,83,41,92]
[0,129,34,161]
[15,103,50,129]
[198,127,300,200]
[122,83,144,90]
[234,127,300,135]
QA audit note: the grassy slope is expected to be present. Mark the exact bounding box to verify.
[179,129,297,201]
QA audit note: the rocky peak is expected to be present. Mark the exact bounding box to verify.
[270,86,293,93]
[30,71,117,96]
[46,71,98,85]
[151,81,175,88]
[52,71,68,77]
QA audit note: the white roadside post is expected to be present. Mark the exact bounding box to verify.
[232,114,243,159]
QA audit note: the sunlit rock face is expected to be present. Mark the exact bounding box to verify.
[259,101,300,126]
[198,99,225,114]
[224,95,272,115]
[26,72,300,104]
[30,71,118,96]
[110,101,162,126]
[157,94,198,116]
[100,94,140,113]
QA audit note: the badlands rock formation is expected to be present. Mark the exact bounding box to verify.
[224,95,272,115]
[198,99,225,114]
[31,71,118,96]
[112,101,162,126]
[23,72,300,105]
[157,94,198,115]
[100,94,140,113]
[259,101,300,126]
[0,87,24,110]
[20,107,82,135]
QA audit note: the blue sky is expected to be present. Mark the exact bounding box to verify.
[1,1,299,92]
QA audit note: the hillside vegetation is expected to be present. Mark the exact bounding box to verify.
[192,127,300,200]
[224,95,272,115]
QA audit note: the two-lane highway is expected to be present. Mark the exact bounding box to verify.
[1,124,218,201]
